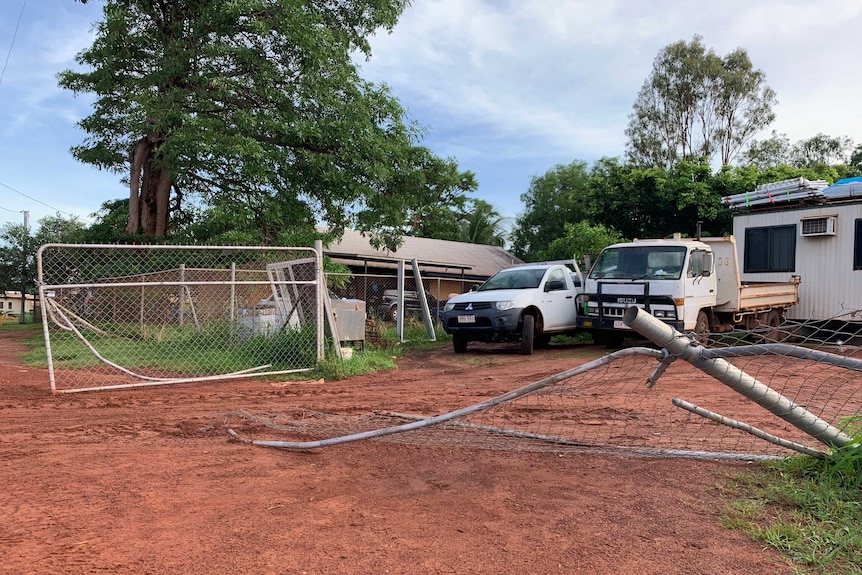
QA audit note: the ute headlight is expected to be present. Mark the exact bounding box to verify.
[495,300,516,311]
[444,302,456,312]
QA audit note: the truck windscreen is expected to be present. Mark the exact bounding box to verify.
[590,246,687,280]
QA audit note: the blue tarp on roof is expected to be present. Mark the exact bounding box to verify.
[823,177,862,200]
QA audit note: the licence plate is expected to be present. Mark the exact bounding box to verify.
[613,320,630,330]
[458,314,476,324]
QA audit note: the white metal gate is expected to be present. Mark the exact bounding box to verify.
[37,244,324,393]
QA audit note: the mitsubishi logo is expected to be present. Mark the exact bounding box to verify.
[465,303,473,311]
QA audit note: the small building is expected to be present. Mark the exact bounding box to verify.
[0,290,38,319]
[726,177,862,321]
[322,229,523,308]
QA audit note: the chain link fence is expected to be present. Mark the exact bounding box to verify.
[326,272,466,324]
[225,311,862,460]
[38,244,324,393]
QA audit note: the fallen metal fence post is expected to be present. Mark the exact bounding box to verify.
[622,306,854,449]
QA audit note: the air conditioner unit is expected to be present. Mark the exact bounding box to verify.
[800,216,837,237]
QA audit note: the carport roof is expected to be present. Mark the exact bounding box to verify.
[323,228,523,279]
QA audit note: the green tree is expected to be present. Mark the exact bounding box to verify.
[0,215,86,322]
[588,158,729,239]
[626,36,776,168]
[739,130,792,169]
[790,133,855,168]
[541,221,624,269]
[60,0,467,250]
[511,161,591,261]
[456,199,508,247]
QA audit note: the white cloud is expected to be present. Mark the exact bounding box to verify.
[3,0,861,227]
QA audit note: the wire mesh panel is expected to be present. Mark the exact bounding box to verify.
[224,313,862,460]
[38,244,323,393]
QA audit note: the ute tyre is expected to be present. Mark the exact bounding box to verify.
[453,335,468,353]
[520,315,535,355]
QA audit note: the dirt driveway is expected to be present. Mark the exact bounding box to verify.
[0,329,790,574]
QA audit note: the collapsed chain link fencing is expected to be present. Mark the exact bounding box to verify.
[226,308,862,460]
[38,244,325,393]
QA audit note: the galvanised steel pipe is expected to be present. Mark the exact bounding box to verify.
[622,306,854,449]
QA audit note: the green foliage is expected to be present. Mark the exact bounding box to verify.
[511,161,591,261]
[541,221,624,268]
[626,35,776,168]
[59,0,479,249]
[585,157,730,239]
[0,215,87,296]
[723,447,862,574]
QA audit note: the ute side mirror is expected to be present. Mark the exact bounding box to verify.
[470,284,480,292]
[544,279,565,292]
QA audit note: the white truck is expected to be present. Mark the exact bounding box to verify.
[575,234,801,346]
[441,262,584,355]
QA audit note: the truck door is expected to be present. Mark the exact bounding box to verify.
[541,267,578,330]
[683,249,715,330]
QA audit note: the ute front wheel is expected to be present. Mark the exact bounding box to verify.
[520,315,535,355]
[453,335,468,353]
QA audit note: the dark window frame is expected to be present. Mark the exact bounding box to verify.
[744,225,797,273]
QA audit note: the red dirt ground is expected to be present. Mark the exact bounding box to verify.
[0,329,792,575]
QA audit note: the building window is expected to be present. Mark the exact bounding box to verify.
[744,225,796,273]
[855,219,862,270]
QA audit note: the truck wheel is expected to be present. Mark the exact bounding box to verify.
[388,305,398,322]
[694,311,710,345]
[520,315,535,355]
[762,309,783,343]
[452,335,468,353]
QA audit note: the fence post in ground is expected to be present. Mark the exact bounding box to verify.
[622,306,854,449]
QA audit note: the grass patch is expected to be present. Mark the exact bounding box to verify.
[721,442,862,574]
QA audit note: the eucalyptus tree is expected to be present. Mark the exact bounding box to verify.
[626,36,776,168]
[60,0,469,250]
[789,133,855,168]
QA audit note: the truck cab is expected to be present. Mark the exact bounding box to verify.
[576,238,716,345]
[577,235,800,346]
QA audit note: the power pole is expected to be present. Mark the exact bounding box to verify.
[19,211,29,324]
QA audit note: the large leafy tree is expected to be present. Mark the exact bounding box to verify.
[60,0,466,250]
[510,161,591,261]
[588,158,729,239]
[626,36,776,168]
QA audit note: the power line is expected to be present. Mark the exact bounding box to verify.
[0,0,27,87]
[0,179,81,218]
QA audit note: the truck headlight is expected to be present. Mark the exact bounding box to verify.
[495,300,516,311]
[443,302,455,312]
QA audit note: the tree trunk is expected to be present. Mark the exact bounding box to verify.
[126,135,173,238]
[125,138,148,235]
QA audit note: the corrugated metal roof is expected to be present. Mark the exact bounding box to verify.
[323,228,523,279]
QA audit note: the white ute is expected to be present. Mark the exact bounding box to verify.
[441,262,584,355]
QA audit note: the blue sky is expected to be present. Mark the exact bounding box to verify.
[1,0,861,232]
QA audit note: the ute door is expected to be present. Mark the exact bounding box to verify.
[541,267,578,330]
